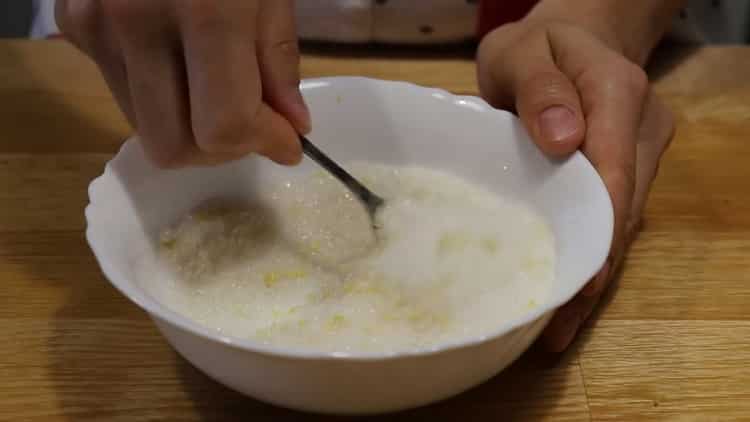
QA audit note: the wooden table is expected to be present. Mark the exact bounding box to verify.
[1,40,748,421]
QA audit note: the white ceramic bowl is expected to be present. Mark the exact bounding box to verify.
[85,77,612,414]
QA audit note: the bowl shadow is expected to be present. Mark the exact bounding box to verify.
[173,342,579,421]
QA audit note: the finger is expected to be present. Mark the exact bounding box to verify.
[542,292,601,352]
[581,259,611,297]
[585,71,644,261]
[90,12,138,127]
[107,1,201,168]
[581,74,642,284]
[178,1,301,165]
[55,0,95,52]
[478,29,585,156]
[553,31,647,267]
[630,92,675,230]
[120,46,199,168]
[57,0,136,125]
[257,0,311,134]
[97,54,138,128]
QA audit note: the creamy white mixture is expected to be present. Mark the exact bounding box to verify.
[140,164,555,354]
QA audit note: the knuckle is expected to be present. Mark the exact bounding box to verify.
[520,71,574,101]
[624,63,649,98]
[515,71,577,116]
[607,59,649,98]
[579,59,649,102]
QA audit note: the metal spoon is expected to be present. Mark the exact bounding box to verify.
[299,135,384,226]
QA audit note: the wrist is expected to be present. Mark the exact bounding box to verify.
[526,0,684,66]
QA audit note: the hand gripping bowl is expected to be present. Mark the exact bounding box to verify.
[85,77,613,415]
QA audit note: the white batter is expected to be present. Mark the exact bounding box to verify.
[140,164,555,354]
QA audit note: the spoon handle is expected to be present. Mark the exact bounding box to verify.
[299,135,384,216]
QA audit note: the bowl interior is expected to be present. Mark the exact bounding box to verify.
[86,77,613,355]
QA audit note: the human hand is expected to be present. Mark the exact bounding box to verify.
[477,18,674,351]
[56,0,309,167]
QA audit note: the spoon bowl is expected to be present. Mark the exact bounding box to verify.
[300,135,384,226]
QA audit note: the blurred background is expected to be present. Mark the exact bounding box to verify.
[1,1,749,43]
[0,2,32,38]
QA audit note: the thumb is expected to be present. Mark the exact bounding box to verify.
[257,0,311,135]
[478,29,584,156]
[514,67,585,156]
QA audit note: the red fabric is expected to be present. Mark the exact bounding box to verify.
[478,0,539,39]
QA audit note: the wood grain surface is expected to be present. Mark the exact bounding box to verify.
[0,40,748,421]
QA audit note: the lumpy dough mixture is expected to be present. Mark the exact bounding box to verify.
[140,163,555,354]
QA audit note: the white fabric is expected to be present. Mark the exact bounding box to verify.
[30,0,59,39]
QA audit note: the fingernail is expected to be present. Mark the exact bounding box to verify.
[538,105,578,143]
[583,259,611,297]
